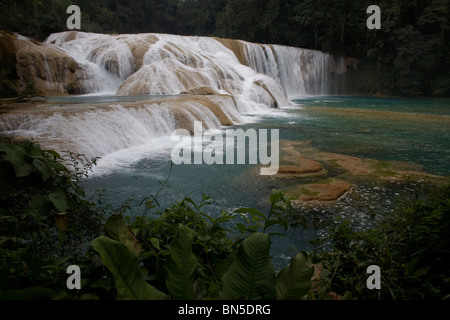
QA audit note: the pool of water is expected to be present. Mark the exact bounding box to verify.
[82,95,450,270]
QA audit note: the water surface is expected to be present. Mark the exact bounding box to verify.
[82,95,450,269]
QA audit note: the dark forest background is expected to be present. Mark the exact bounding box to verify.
[0,0,449,97]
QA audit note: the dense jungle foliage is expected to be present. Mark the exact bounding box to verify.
[0,0,449,96]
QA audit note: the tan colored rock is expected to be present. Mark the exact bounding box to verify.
[184,86,220,96]
[213,37,248,66]
[277,160,326,178]
[273,139,448,205]
[298,180,352,202]
[277,140,326,178]
[0,31,86,96]
[278,162,325,175]
[122,34,158,70]
[253,80,280,108]
[0,31,17,70]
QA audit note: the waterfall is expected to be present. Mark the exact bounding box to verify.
[0,95,240,160]
[240,42,348,97]
[2,31,354,163]
[43,31,348,102]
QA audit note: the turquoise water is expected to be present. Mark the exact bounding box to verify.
[82,96,450,270]
[293,96,450,115]
[283,96,450,176]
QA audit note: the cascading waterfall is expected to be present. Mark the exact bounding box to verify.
[240,42,348,96]
[2,31,353,163]
[0,95,239,160]
[45,33,133,93]
[44,31,348,101]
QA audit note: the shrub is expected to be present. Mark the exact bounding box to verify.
[2,139,449,300]
[0,138,103,299]
[310,183,450,300]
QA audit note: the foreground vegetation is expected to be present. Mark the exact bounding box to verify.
[0,139,449,300]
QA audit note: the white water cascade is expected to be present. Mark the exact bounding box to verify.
[44,32,350,101]
[240,42,349,96]
[1,32,353,163]
[0,95,242,160]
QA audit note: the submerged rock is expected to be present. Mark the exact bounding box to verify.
[273,140,448,205]
[295,180,352,203]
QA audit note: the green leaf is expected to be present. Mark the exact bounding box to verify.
[220,233,276,300]
[263,216,290,234]
[236,223,247,235]
[276,252,314,300]
[49,190,67,212]
[28,194,51,216]
[411,267,430,278]
[1,144,34,177]
[24,143,44,159]
[270,190,284,204]
[91,236,167,300]
[54,256,70,266]
[0,165,15,194]
[184,197,199,211]
[0,143,10,152]
[33,159,51,181]
[264,219,281,231]
[104,215,142,258]
[45,149,62,160]
[55,213,68,232]
[199,211,215,224]
[150,237,160,251]
[234,207,265,217]
[340,291,354,300]
[234,207,266,222]
[164,224,199,300]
